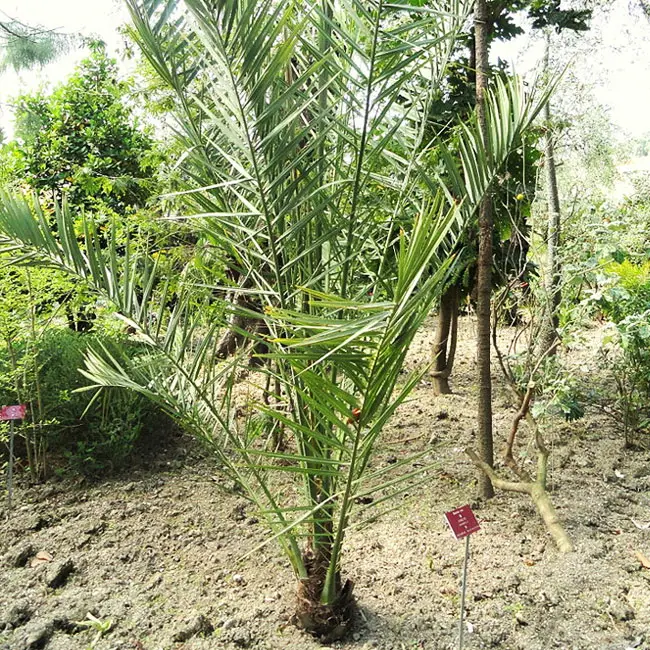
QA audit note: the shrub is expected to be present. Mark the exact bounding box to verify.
[0,325,160,478]
[590,261,650,448]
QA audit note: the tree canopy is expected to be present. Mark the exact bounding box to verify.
[4,45,159,212]
[0,17,82,72]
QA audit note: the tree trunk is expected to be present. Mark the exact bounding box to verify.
[540,34,562,356]
[215,285,269,363]
[530,483,573,553]
[432,284,459,395]
[293,548,355,643]
[474,0,494,499]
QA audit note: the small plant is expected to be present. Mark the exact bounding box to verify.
[76,612,113,649]
[600,315,650,449]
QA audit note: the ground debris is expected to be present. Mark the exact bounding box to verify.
[17,620,54,650]
[171,613,214,642]
[608,599,635,622]
[7,544,35,568]
[0,601,32,629]
[45,559,75,589]
[222,625,253,648]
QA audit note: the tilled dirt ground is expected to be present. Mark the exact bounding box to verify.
[1,318,649,650]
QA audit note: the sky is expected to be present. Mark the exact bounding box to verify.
[591,3,650,137]
[495,0,650,139]
[0,0,128,137]
[2,0,650,138]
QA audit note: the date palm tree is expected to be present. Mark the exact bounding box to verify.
[0,0,551,639]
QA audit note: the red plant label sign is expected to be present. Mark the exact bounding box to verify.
[444,504,481,540]
[0,404,27,421]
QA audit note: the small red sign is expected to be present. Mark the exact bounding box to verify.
[444,504,481,540]
[0,404,27,421]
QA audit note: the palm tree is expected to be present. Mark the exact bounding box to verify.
[0,0,550,639]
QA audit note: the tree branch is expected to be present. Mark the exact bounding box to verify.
[465,448,531,494]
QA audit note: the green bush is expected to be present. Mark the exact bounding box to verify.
[595,260,650,323]
[591,261,650,448]
[0,326,160,478]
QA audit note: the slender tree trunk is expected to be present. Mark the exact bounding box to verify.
[541,34,562,355]
[432,284,459,395]
[474,0,494,499]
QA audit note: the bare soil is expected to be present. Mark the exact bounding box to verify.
[1,317,649,650]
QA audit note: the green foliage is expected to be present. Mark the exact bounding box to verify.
[588,260,650,448]
[600,313,650,449]
[434,77,547,303]
[0,259,160,478]
[595,260,650,323]
[559,193,650,320]
[549,161,650,449]
[6,45,159,211]
[0,20,81,72]
[0,324,159,478]
[527,358,584,422]
[527,0,591,32]
[627,171,650,204]
[625,133,650,158]
[554,96,618,194]
[0,44,185,332]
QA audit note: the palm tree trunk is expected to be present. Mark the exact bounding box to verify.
[474,0,494,499]
[294,549,354,643]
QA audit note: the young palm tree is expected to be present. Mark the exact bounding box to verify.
[0,0,551,639]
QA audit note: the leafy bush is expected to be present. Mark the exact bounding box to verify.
[595,260,650,322]
[561,195,650,315]
[590,261,650,448]
[600,312,650,448]
[0,326,160,477]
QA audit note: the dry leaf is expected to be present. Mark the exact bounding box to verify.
[30,551,53,567]
[635,550,650,569]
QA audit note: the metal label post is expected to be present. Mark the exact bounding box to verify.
[7,420,14,509]
[2,404,27,510]
[444,504,481,650]
[458,535,470,649]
